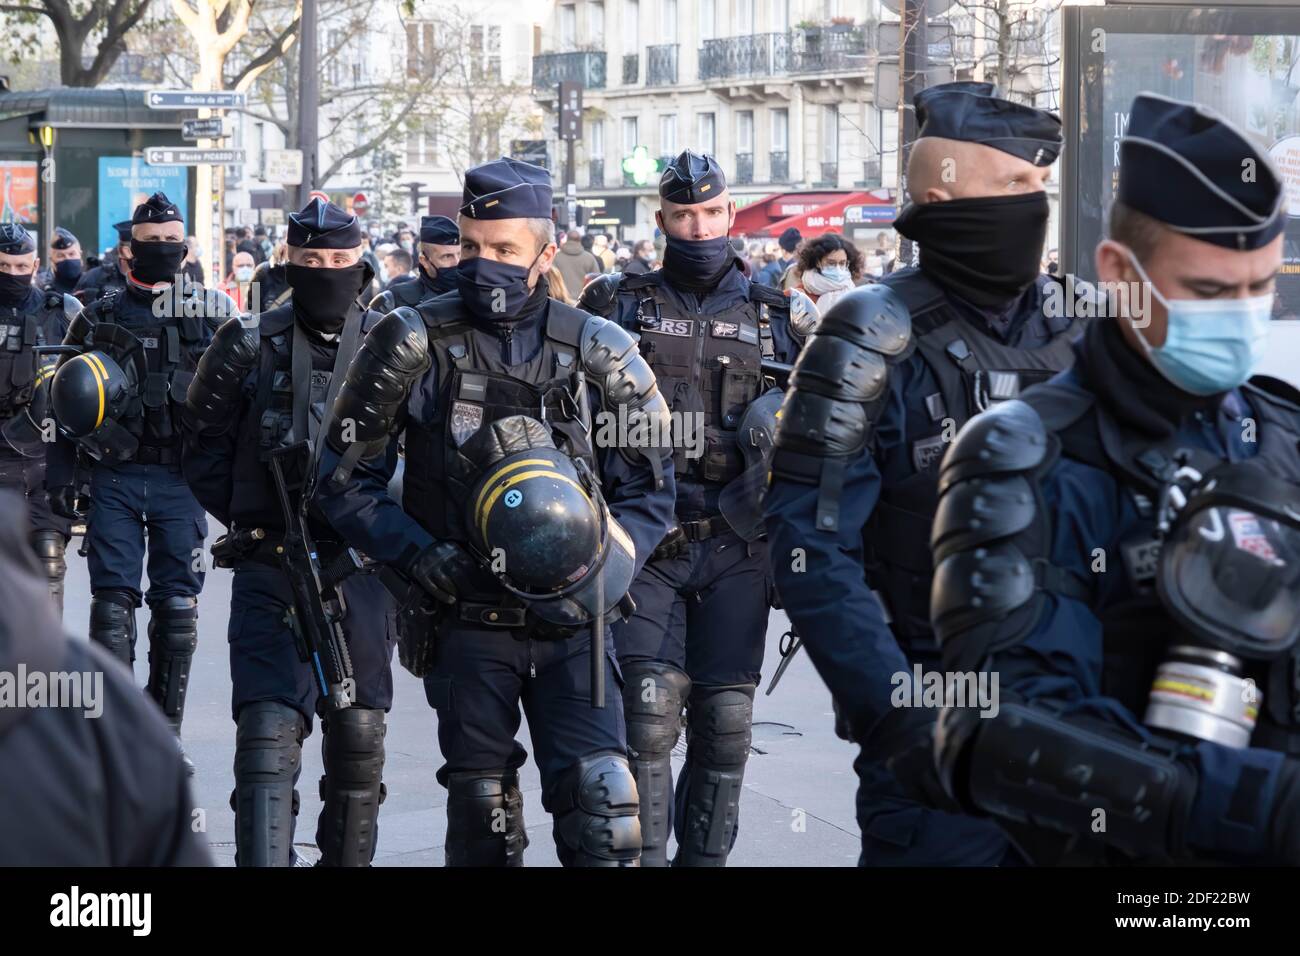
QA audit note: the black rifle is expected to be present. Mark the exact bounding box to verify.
[267,441,354,714]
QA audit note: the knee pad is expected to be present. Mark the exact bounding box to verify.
[621,660,690,759]
[233,701,306,867]
[687,684,756,771]
[89,590,137,667]
[146,596,199,727]
[547,752,642,867]
[317,707,388,867]
[445,769,528,867]
[30,530,67,579]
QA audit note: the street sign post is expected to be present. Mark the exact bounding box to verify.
[352,192,369,215]
[182,118,225,140]
[146,90,247,110]
[144,147,245,166]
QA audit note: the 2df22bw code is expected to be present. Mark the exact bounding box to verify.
[1164,893,1251,905]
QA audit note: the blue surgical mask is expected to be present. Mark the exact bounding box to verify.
[821,265,851,285]
[1124,248,1273,396]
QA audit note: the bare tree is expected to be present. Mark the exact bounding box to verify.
[1,0,157,86]
[932,0,1063,104]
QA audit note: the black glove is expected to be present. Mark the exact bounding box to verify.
[651,524,688,562]
[875,707,964,816]
[407,540,479,605]
[49,485,81,520]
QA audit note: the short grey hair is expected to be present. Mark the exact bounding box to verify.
[527,217,556,251]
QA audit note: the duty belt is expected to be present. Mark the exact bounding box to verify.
[680,515,730,542]
[134,444,180,466]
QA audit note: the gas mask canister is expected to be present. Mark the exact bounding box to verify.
[1143,460,1300,748]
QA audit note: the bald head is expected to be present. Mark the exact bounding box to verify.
[907,136,1052,204]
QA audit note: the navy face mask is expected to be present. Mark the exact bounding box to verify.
[426,265,459,295]
[457,252,542,320]
[661,235,733,290]
[54,259,83,285]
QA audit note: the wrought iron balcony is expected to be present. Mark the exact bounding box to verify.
[646,43,678,87]
[699,33,789,80]
[789,26,866,74]
[589,159,605,189]
[532,50,607,90]
[735,152,754,186]
[817,161,839,186]
[622,53,639,85]
[769,150,788,183]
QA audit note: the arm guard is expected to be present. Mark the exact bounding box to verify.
[578,313,671,470]
[576,272,623,318]
[326,306,430,484]
[185,316,259,432]
[368,289,397,314]
[769,284,913,532]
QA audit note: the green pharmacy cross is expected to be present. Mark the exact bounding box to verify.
[622,147,660,186]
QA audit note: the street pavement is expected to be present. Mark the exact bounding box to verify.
[61,525,861,867]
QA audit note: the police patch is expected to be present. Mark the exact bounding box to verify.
[1122,536,1161,588]
[912,435,947,473]
[655,318,693,337]
[450,400,484,446]
[710,320,740,339]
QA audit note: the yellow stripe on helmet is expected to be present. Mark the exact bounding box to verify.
[477,468,592,543]
[74,353,107,430]
[471,458,560,522]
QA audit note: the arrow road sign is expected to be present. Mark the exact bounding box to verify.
[145,148,246,166]
[182,118,225,140]
[146,90,247,110]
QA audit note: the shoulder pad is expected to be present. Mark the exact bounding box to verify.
[578,313,639,375]
[815,284,912,358]
[576,272,624,316]
[936,398,1049,496]
[415,293,466,330]
[368,289,396,314]
[375,307,430,357]
[747,282,787,308]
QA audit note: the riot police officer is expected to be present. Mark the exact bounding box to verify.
[577,150,812,866]
[46,191,237,773]
[317,157,676,866]
[183,198,396,866]
[369,214,460,312]
[74,220,130,305]
[37,227,84,296]
[929,92,1300,865]
[0,224,77,614]
[765,82,1094,865]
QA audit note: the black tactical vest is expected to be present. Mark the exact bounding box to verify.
[402,297,597,544]
[619,271,767,485]
[1030,377,1300,754]
[0,293,65,417]
[865,270,1087,646]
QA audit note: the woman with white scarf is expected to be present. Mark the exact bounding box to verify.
[793,233,864,315]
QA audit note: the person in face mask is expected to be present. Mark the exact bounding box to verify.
[794,233,862,313]
[73,220,131,304]
[180,196,396,866]
[576,149,811,866]
[315,156,677,867]
[0,223,78,615]
[765,81,1096,868]
[369,215,461,313]
[45,191,240,777]
[925,93,1300,866]
[36,227,83,295]
[220,250,257,311]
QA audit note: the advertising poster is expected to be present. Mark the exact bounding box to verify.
[0,161,39,225]
[97,156,188,253]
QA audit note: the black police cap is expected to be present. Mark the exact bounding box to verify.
[0,223,36,255]
[50,227,78,250]
[659,149,728,204]
[1118,93,1285,252]
[132,191,183,225]
[420,215,459,245]
[113,220,134,243]
[460,157,552,220]
[287,198,362,249]
[915,81,1063,167]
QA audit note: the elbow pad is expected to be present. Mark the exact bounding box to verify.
[580,314,671,462]
[186,317,259,430]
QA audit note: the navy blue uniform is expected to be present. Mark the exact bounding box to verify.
[766,271,1088,865]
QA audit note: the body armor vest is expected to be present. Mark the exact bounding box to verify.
[866,270,1086,646]
[1032,377,1300,754]
[403,298,597,544]
[619,272,766,486]
[0,293,64,418]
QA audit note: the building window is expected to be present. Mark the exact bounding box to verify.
[591,119,605,158]
[622,116,639,155]
[590,1,605,45]
[659,114,677,157]
[624,0,639,53]
[821,104,838,163]
[771,107,788,151]
[407,116,439,166]
[699,0,715,41]
[736,110,754,154]
[697,112,716,155]
[660,0,677,43]
[771,0,790,29]
[406,20,437,78]
[737,0,754,35]
[560,4,577,50]
[469,23,502,82]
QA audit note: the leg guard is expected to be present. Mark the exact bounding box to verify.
[145,596,198,734]
[31,531,67,619]
[548,752,642,867]
[674,683,755,867]
[89,590,136,668]
[445,770,529,867]
[620,660,690,867]
[232,701,305,867]
[316,706,388,867]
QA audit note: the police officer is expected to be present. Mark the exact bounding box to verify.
[929,93,1300,865]
[37,227,84,296]
[369,214,460,312]
[182,198,396,866]
[0,224,77,614]
[46,192,236,773]
[316,157,676,866]
[577,150,812,866]
[764,82,1094,865]
[74,220,131,304]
